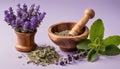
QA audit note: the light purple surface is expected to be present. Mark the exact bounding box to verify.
[0,0,120,69]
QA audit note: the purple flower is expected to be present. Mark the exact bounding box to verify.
[38,12,46,22]
[4,4,46,33]
[60,61,65,66]
[22,13,29,21]
[17,10,23,17]
[17,4,21,9]
[30,16,38,29]
[11,20,16,27]
[35,5,40,12]
[23,21,30,30]
[72,54,79,60]
[23,3,27,12]
[4,10,9,16]
[67,55,73,62]
[4,17,10,24]
[9,7,13,14]
[16,17,23,25]
[28,4,35,16]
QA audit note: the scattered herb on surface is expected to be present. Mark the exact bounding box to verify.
[59,50,87,66]
[27,45,60,66]
[77,19,120,62]
[18,56,23,59]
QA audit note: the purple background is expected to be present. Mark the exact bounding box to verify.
[0,0,120,69]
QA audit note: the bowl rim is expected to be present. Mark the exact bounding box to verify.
[48,22,89,39]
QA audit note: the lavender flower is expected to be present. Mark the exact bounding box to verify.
[38,12,46,21]
[30,16,38,30]
[9,7,13,14]
[11,20,17,27]
[28,4,35,16]
[16,17,23,25]
[22,3,27,12]
[4,4,46,33]
[23,21,30,30]
[17,4,21,9]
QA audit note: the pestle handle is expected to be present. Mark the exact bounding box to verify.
[69,8,95,36]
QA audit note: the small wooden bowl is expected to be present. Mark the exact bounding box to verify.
[48,22,89,52]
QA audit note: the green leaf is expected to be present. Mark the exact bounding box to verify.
[88,37,101,50]
[103,35,120,46]
[90,19,104,42]
[100,45,120,56]
[99,45,106,52]
[93,37,101,45]
[88,43,98,49]
[77,39,91,50]
[88,49,98,62]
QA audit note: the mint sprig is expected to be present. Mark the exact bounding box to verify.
[77,19,120,62]
[90,19,104,42]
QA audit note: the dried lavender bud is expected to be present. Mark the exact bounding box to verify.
[79,51,88,57]
[67,54,73,62]
[60,61,65,66]
[63,58,69,64]
[72,54,79,60]
[59,50,88,66]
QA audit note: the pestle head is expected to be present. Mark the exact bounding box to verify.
[84,8,95,19]
[68,8,95,36]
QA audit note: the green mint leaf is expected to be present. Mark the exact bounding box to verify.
[77,39,91,50]
[99,45,106,52]
[88,37,101,50]
[88,43,98,49]
[90,19,104,42]
[88,49,98,62]
[100,45,120,56]
[93,37,101,45]
[103,35,120,47]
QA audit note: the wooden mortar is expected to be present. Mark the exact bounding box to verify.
[69,8,95,36]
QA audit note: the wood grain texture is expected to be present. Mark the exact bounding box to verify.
[48,22,89,52]
[15,31,37,52]
[69,8,95,36]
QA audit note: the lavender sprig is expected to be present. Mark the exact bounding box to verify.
[4,4,46,33]
[59,50,88,66]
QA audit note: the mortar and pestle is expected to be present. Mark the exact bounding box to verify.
[48,8,95,52]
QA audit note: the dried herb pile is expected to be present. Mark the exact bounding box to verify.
[54,30,70,36]
[27,45,60,66]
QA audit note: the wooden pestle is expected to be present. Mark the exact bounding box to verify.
[69,8,95,36]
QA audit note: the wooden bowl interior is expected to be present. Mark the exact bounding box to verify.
[51,22,76,33]
[51,22,85,35]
